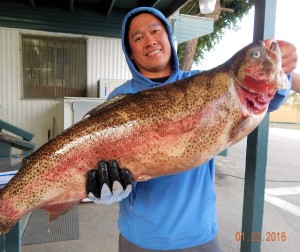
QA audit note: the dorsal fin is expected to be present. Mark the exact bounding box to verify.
[22,157,30,166]
[83,94,132,119]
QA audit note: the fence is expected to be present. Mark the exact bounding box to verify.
[269,91,300,125]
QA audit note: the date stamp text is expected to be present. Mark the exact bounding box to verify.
[235,232,286,242]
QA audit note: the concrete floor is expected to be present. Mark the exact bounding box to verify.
[21,127,300,252]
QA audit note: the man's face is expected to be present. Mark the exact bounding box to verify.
[128,13,173,78]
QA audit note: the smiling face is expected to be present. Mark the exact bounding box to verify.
[128,13,173,78]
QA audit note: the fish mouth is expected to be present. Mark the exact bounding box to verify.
[237,85,276,115]
[241,41,290,92]
[264,41,290,90]
[236,41,290,115]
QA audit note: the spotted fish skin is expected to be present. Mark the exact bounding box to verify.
[0,41,289,233]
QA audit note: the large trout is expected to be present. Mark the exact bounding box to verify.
[0,41,290,233]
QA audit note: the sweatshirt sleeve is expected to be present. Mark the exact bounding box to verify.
[267,75,291,112]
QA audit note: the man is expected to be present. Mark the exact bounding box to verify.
[87,7,298,252]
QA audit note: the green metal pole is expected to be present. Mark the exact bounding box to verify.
[6,223,21,252]
[240,0,277,251]
[0,222,21,252]
[0,234,4,251]
[241,114,270,251]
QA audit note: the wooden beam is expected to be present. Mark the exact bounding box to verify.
[163,0,190,17]
[105,0,116,18]
[147,0,161,7]
[241,1,277,251]
[70,0,74,13]
[28,0,35,8]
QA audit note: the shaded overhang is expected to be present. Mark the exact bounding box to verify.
[0,0,192,38]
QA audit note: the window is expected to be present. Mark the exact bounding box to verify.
[22,34,87,98]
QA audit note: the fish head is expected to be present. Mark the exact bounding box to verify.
[231,40,290,115]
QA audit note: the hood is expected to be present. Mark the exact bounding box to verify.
[121,7,180,86]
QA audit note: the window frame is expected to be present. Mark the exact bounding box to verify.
[21,34,88,99]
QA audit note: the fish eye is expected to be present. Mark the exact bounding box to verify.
[251,51,260,58]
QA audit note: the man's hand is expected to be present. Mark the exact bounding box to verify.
[86,160,133,205]
[265,39,298,74]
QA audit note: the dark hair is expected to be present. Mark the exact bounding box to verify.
[124,11,146,55]
[124,11,168,55]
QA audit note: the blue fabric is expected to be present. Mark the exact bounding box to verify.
[111,7,290,250]
[112,7,217,250]
[267,75,291,112]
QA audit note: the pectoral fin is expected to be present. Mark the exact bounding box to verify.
[42,199,81,222]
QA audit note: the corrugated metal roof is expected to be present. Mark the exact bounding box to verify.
[0,0,191,37]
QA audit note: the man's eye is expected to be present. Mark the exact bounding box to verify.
[152,29,160,34]
[135,36,142,42]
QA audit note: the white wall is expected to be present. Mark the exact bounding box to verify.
[0,27,131,149]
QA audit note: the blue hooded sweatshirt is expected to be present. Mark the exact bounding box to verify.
[109,7,289,250]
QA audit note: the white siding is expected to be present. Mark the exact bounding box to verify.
[0,27,131,148]
[87,35,131,97]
